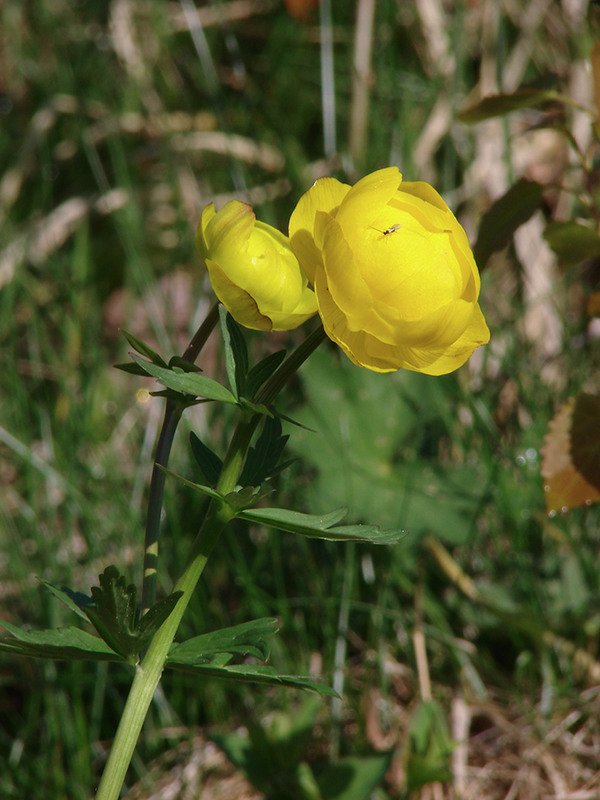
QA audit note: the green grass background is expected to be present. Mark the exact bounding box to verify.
[1,1,600,797]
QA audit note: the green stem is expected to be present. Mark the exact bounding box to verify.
[256,321,326,407]
[95,319,326,800]
[141,302,219,615]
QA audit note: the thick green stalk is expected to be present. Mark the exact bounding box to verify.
[95,320,326,800]
[95,416,255,800]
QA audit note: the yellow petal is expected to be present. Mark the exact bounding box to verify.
[289,177,350,282]
[206,259,273,331]
[409,304,491,375]
[318,215,375,327]
[195,203,216,261]
[206,200,255,257]
[336,167,403,230]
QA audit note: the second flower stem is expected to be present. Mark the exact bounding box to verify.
[141,302,219,615]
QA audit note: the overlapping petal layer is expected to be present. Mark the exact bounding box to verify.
[196,200,317,331]
[289,167,490,374]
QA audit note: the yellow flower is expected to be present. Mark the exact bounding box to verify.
[289,167,490,374]
[196,200,317,331]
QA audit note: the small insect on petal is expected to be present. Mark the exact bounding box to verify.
[383,224,402,235]
[369,223,402,237]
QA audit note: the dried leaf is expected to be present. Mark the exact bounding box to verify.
[284,0,319,22]
[540,395,600,515]
[586,292,600,317]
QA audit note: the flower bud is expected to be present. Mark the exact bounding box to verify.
[289,167,490,374]
[197,200,317,331]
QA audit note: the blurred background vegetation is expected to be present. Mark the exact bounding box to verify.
[1,0,600,797]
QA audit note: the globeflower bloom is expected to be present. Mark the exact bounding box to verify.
[196,200,317,331]
[288,167,490,374]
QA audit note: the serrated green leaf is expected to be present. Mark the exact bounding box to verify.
[189,432,223,486]
[219,306,249,399]
[130,354,237,404]
[239,506,346,534]
[322,524,406,545]
[473,179,543,269]
[0,620,124,662]
[121,330,167,367]
[84,566,139,661]
[458,88,562,123]
[238,506,404,544]
[543,221,600,265]
[168,618,279,664]
[166,660,339,696]
[40,580,92,622]
[245,349,287,399]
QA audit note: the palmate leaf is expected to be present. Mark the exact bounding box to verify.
[0,620,124,662]
[168,618,279,664]
[129,354,237,404]
[81,567,138,660]
[62,566,183,662]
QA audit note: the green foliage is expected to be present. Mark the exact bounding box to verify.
[209,700,392,800]
[287,349,484,543]
[246,350,288,399]
[220,306,249,399]
[0,568,184,665]
[2,1,599,797]
[189,431,223,486]
[239,416,291,486]
[169,617,279,663]
[0,621,122,662]
[129,353,239,405]
[404,701,454,792]
[163,462,405,543]
[543,221,600,264]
